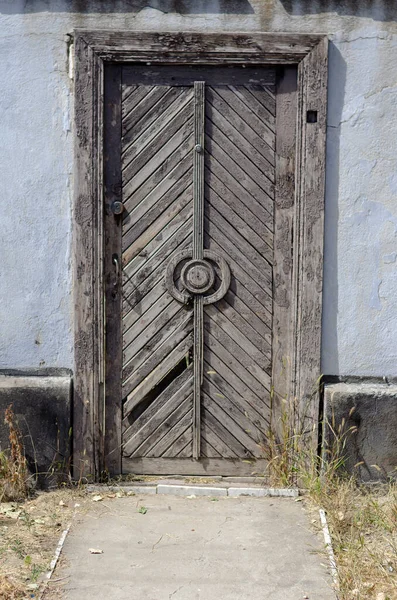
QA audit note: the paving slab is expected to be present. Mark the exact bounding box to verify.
[57,495,335,600]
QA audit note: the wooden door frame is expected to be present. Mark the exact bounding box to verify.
[73,31,328,479]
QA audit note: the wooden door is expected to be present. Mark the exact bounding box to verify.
[104,64,296,476]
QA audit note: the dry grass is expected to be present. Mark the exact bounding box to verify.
[264,394,397,600]
[0,574,25,599]
[305,479,397,600]
[0,406,30,502]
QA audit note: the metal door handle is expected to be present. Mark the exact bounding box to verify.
[112,254,120,287]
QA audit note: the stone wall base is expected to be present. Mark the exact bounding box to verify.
[323,382,397,482]
[0,370,72,487]
[1,374,395,485]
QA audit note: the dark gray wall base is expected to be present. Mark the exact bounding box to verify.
[0,373,72,487]
[323,382,397,482]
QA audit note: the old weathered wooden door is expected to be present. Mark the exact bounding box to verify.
[104,64,296,476]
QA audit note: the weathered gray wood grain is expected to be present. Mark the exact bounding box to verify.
[132,396,192,458]
[122,368,193,456]
[75,31,323,65]
[74,31,327,478]
[293,38,328,448]
[271,67,298,442]
[122,457,269,477]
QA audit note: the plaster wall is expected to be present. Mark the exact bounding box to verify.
[0,0,396,377]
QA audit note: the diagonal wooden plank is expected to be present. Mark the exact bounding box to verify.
[122,85,172,136]
[205,216,272,297]
[123,313,193,397]
[205,154,273,231]
[203,359,271,428]
[123,98,193,182]
[122,85,154,127]
[206,96,274,181]
[212,86,275,151]
[123,116,193,201]
[206,200,273,275]
[203,336,268,410]
[203,379,269,448]
[123,289,173,350]
[131,396,192,457]
[204,234,272,315]
[147,408,192,457]
[124,183,192,258]
[123,87,189,145]
[206,134,274,218]
[205,168,273,248]
[123,299,182,368]
[122,228,192,316]
[230,85,276,131]
[203,375,268,441]
[228,278,272,330]
[123,187,192,259]
[205,307,271,387]
[123,208,192,282]
[122,88,193,170]
[244,84,276,116]
[162,422,193,458]
[176,441,192,458]
[123,210,192,295]
[206,87,274,166]
[204,322,271,402]
[201,422,227,458]
[122,367,193,456]
[201,434,221,458]
[122,237,188,329]
[123,165,192,240]
[123,278,165,335]
[206,117,274,199]
[205,183,272,264]
[123,307,192,386]
[124,333,194,416]
[122,84,138,104]
[123,133,194,211]
[204,342,270,423]
[124,149,192,227]
[208,297,271,362]
[222,288,272,346]
[202,407,246,457]
[202,392,263,458]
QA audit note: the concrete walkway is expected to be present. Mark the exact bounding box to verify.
[56,493,335,599]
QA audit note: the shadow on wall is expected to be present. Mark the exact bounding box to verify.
[0,0,254,14]
[279,0,397,22]
[320,41,346,376]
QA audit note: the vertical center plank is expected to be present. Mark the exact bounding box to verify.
[193,81,205,459]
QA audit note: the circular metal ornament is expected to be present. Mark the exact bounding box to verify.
[164,249,231,305]
[181,259,215,294]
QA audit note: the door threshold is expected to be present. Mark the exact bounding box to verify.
[87,480,299,498]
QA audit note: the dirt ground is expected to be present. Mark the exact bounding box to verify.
[0,488,88,599]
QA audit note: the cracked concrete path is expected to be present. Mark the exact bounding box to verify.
[56,494,335,599]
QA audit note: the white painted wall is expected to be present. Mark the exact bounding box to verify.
[0,0,396,377]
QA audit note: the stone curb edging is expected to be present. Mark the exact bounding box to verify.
[319,508,339,592]
[87,484,299,498]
